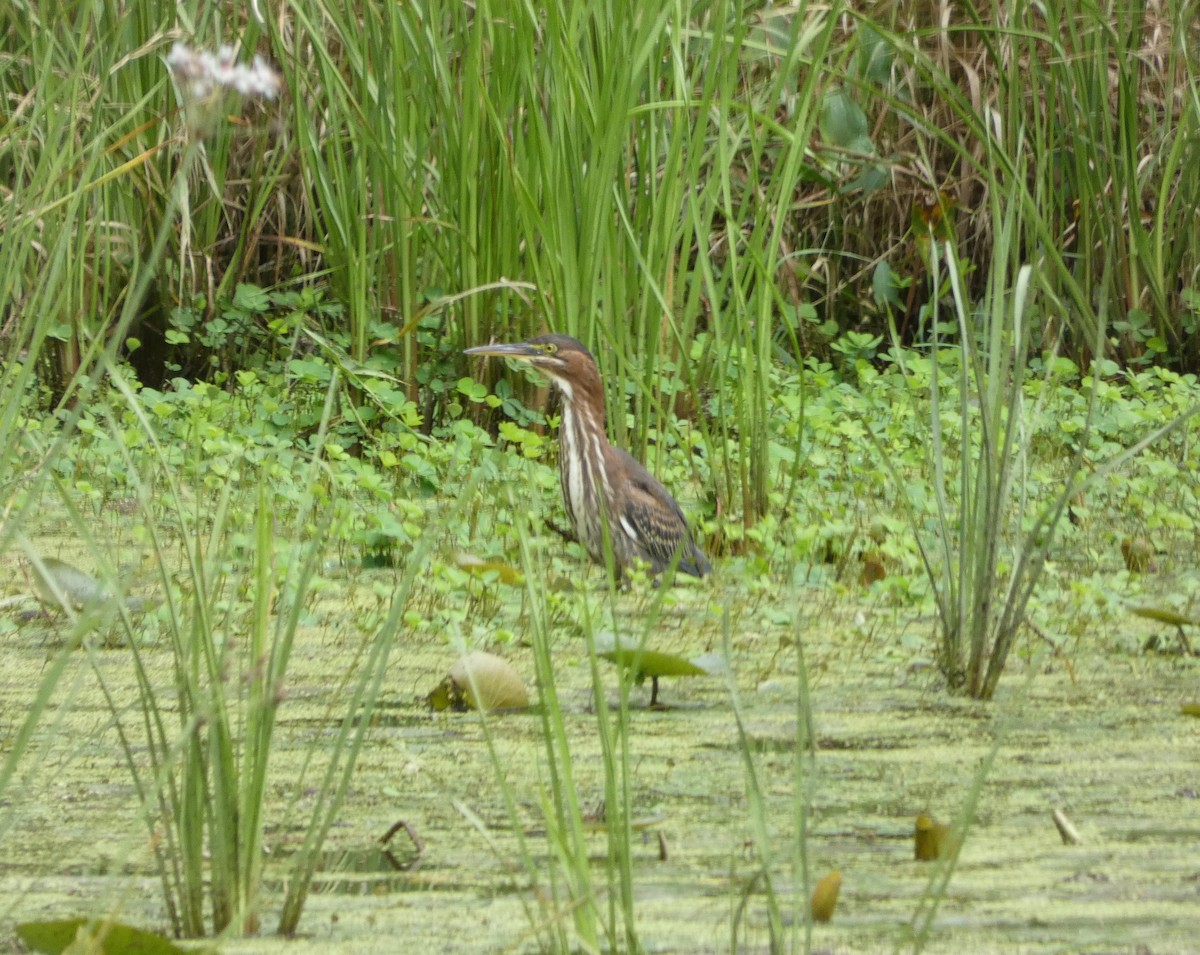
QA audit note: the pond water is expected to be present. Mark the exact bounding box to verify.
[2,562,1197,954]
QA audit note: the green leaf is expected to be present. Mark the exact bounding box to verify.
[856,24,894,84]
[28,556,109,610]
[873,260,903,308]
[288,357,332,384]
[1129,605,1194,627]
[16,918,186,955]
[456,377,489,401]
[455,552,525,586]
[847,163,888,192]
[1047,355,1079,378]
[820,87,869,149]
[233,282,271,312]
[593,631,722,679]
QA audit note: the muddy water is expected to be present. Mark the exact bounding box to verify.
[1,564,1198,954]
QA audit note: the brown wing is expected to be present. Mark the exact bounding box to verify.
[614,449,710,577]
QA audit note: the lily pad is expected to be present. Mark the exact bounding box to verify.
[593,631,723,705]
[914,813,952,861]
[29,557,111,611]
[580,812,668,833]
[454,552,525,586]
[26,556,157,615]
[16,918,185,955]
[1130,605,1195,655]
[1129,605,1195,628]
[427,651,529,712]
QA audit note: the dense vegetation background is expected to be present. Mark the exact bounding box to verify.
[4,1,1198,519]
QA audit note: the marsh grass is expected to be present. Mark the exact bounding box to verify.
[0,23,274,929]
[904,683,1014,954]
[6,0,1200,521]
[265,0,840,529]
[511,501,639,951]
[878,189,1060,698]
[725,606,819,955]
[6,0,1200,949]
[879,185,1200,698]
[461,488,722,951]
[23,365,461,938]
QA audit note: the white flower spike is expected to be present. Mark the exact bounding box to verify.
[166,42,281,104]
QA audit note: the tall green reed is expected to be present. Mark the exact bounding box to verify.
[878,149,1199,698]
[469,491,705,951]
[56,363,453,937]
[0,4,234,820]
[278,0,837,529]
[877,174,1070,698]
[0,19,394,935]
[725,606,817,955]
[855,0,1200,362]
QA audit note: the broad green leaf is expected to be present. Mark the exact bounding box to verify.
[1129,605,1194,627]
[593,631,722,679]
[454,552,525,586]
[856,24,894,84]
[233,282,270,312]
[428,652,529,711]
[820,87,869,149]
[873,260,903,308]
[16,918,185,955]
[28,556,109,610]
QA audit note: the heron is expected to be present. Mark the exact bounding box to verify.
[465,334,711,578]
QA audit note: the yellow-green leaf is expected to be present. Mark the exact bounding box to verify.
[810,870,842,922]
[428,652,529,712]
[16,918,185,955]
[1130,606,1194,628]
[454,552,525,586]
[593,632,723,679]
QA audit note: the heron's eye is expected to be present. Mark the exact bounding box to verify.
[542,342,558,355]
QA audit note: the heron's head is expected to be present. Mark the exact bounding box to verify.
[464,334,598,403]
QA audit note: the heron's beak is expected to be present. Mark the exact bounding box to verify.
[463,341,541,362]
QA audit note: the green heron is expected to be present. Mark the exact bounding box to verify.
[465,334,711,578]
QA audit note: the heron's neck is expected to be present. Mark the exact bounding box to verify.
[555,377,607,441]
[556,377,613,541]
